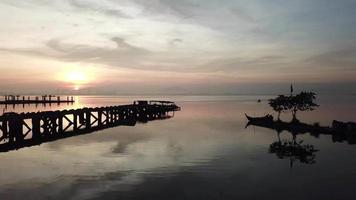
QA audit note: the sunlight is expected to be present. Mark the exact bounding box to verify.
[64,71,88,91]
[67,71,87,84]
[56,67,95,91]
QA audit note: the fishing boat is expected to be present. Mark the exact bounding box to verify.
[245,113,273,122]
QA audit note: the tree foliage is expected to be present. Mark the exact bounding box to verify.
[269,91,319,120]
[268,95,289,119]
[290,92,318,119]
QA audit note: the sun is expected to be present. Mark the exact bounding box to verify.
[66,71,87,84]
[64,71,88,91]
[56,66,97,91]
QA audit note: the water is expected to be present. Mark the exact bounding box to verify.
[0,95,356,200]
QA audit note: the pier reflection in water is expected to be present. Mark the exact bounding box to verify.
[0,95,356,200]
[0,101,179,152]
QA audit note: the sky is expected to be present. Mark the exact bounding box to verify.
[0,0,356,95]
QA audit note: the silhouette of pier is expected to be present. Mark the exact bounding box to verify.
[0,100,180,152]
[0,95,75,105]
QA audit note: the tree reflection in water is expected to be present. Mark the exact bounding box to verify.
[269,132,318,168]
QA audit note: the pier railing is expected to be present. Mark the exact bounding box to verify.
[1,95,75,105]
[0,102,180,152]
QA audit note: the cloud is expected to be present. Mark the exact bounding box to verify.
[131,0,260,32]
[229,7,257,24]
[196,55,289,73]
[305,46,356,71]
[68,0,132,19]
[132,0,198,18]
[1,0,356,93]
[48,37,151,68]
[169,38,183,46]
[0,36,222,72]
[0,37,153,69]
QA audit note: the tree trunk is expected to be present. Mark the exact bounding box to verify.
[292,107,297,121]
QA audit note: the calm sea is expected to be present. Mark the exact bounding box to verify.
[0,95,356,200]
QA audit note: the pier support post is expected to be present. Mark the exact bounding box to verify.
[57,112,63,134]
[8,113,24,142]
[73,113,78,132]
[32,115,41,139]
[97,110,102,127]
[85,109,91,129]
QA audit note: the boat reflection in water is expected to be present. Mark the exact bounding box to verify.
[246,114,356,167]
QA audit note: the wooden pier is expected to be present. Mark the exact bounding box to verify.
[0,95,75,105]
[0,100,180,152]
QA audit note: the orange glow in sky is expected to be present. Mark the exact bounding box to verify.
[66,71,87,84]
[56,67,96,91]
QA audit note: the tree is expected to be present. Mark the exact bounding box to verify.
[289,91,318,121]
[269,91,319,121]
[268,95,290,120]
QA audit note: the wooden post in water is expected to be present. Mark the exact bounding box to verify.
[73,113,78,132]
[97,110,102,128]
[85,108,91,130]
[58,113,64,134]
[7,113,24,143]
[32,115,41,139]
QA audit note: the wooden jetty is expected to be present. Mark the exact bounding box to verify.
[0,100,180,152]
[0,95,75,105]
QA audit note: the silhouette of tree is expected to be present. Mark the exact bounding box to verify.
[268,95,289,120]
[269,91,318,121]
[269,139,317,167]
[290,92,319,121]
